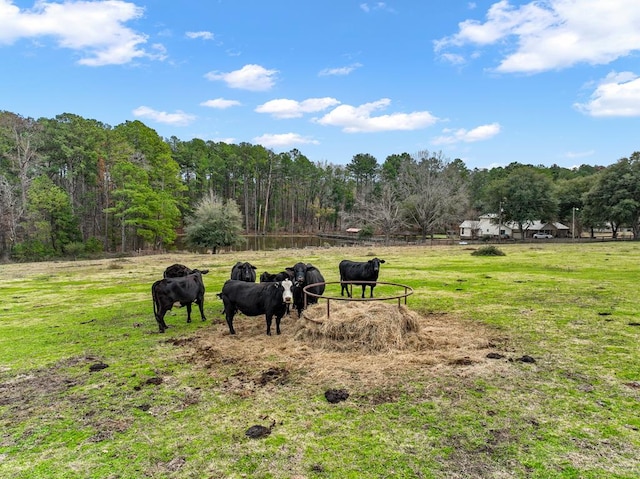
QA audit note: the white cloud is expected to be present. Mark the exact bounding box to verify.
[439,53,466,66]
[186,31,214,40]
[432,123,501,145]
[360,3,394,14]
[563,150,595,159]
[255,97,340,119]
[212,137,236,144]
[318,63,362,76]
[200,98,241,109]
[0,0,154,66]
[132,106,195,126]
[315,99,438,133]
[435,0,640,73]
[574,71,640,117]
[253,133,319,148]
[204,64,278,91]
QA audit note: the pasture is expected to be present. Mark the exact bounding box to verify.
[0,242,639,478]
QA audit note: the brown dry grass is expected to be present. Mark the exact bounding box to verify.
[175,301,511,394]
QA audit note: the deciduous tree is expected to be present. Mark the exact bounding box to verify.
[26,175,80,253]
[583,153,640,238]
[397,151,469,240]
[184,193,244,254]
[488,166,557,239]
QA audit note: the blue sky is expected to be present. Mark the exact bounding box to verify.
[1,0,640,169]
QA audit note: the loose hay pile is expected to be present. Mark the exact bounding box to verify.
[172,301,511,390]
[294,302,433,353]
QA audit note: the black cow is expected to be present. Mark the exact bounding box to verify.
[218,279,294,335]
[163,263,209,278]
[339,258,386,298]
[286,262,325,317]
[231,262,257,282]
[259,270,293,282]
[152,270,207,332]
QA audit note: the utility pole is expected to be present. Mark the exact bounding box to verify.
[498,199,502,241]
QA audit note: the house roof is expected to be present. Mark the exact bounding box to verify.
[460,220,479,228]
[524,221,569,231]
[460,216,568,231]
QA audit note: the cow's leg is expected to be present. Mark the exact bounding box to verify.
[196,297,206,322]
[222,299,236,334]
[265,313,273,336]
[361,285,366,299]
[155,308,169,333]
[185,303,193,323]
[225,311,236,334]
[275,312,283,335]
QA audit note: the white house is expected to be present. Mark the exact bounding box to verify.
[459,214,512,239]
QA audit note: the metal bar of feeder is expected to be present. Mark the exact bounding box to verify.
[302,281,414,318]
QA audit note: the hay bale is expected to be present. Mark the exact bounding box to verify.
[294,302,425,353]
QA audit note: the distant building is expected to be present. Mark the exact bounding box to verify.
[459,214,512,240]
[459,214,569,239]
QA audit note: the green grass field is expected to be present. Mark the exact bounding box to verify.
[0,242,639,478]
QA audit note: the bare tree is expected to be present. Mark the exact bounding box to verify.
[0,112,43,208]
[349,182,408,244]
[397,151,469,240]
[0,175,23,258]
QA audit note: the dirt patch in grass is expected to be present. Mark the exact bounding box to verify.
[0,356,134,446]
[173,302,514,393]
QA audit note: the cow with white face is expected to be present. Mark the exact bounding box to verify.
[218,279,293,335]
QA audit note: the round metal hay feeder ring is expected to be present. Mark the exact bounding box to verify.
[303,281,414,319]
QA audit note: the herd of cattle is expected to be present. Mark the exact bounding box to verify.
[151,258,386,336]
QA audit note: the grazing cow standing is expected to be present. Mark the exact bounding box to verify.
[218,279,294,335]
[339,258,386,298]
[163,263,209,278]
[231,262,257,282]
[151,270,207,332]
[286,262,325,317]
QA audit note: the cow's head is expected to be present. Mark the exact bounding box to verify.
[370,258,386,272]
[280,279,293,304]
[238,262,257,281]
[288,262,308,286]
[260,271,273,282]
[164,263,192,278]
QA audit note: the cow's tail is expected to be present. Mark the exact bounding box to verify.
[151,281,160,319]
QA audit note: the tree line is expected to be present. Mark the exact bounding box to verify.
[1,110,639,261]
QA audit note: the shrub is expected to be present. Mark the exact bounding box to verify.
[85,237,104,254]
[358,225,374,240]
[63,242,85,259]
[11,240,55,262]
[471,245,506,256]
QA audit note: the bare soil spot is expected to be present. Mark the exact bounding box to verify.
[0,356,134,444]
